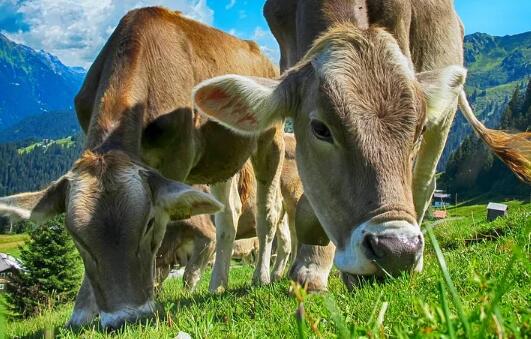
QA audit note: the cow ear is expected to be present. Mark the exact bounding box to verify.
[417,65,467,126]
[148,172,223,220]
[193,75,286,135]
[0,176,69,223]
[296,194,330,246]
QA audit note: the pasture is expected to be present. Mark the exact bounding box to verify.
[1,200,529,338]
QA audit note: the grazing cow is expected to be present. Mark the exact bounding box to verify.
[157,136,302,288]
[0,7,283,328]
[192,0,531,290]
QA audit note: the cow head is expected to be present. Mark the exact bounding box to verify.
[0,150,222,328]
[193,26,465,279]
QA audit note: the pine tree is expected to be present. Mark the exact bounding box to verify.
[499,88,519,129]
[5,216,82,318]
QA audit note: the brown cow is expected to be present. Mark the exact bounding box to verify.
[157,135,302,289]
[0,7,283,328]
[192,0,530,290]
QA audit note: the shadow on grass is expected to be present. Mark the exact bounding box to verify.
[172,285,255,309]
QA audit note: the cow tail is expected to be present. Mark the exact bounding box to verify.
[458,91,531,183]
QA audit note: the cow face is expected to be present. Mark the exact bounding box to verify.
[192,27,465,278]
[0,150,222,328]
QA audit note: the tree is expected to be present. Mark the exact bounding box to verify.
[5,216,82,318]
[441,79,531,198]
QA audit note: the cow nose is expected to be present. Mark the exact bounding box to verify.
[362,233,423,276]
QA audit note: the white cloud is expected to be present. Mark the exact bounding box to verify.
[225,0,236,10]
[2,0,214,68]
[253,26,268,40]
[249,26,279,63]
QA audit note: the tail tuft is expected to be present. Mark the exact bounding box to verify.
[459,91,531,184]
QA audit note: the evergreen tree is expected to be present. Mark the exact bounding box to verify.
[441,80,531,198]
[499,88,519,129]
[5,216,82,318]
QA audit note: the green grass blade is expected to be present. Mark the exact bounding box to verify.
[295,302,307,339]
[324,295,351,339]
[479,252,517,337]
[438,281,456,339]
[425,224,471,337]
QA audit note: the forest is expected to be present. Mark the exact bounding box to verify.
[441,78,531,197]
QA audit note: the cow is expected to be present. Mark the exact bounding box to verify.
[192,0,531,291]
[157,135,302,289]
[0,7,284,328]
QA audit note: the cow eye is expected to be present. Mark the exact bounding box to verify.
[310,119,333,143]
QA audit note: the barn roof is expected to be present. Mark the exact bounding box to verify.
[487,203,508,211]
[0,252,22,273]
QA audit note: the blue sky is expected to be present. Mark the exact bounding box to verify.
[1,0,530,68]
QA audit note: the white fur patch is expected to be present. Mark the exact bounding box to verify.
[100,300,156,328]
[334,220,423,275]
[422,65,467,126]
[0,202,31,221]
[68,308,98,327]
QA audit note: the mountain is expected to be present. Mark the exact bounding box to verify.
[440,31,531,170]
[0,110,80,143]
[0,135,83,196]
[0,33,84,130]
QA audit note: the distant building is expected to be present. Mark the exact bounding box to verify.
[433,210,448,219]
[487,203,508,221]
[0,253,23,292]
[432,190,451,208]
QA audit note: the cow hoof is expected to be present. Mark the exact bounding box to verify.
[289,264,329,292]
[252,272,271,286]
[66,309,98,329]
[183,272,201,290]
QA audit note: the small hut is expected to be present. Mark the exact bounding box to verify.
[487,203,508,222]
[433,190,451,208]
[0,253,23,292]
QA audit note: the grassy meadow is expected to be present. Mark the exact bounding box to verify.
[0,199,529,338]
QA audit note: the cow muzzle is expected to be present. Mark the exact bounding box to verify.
[99,300,157,329]
[334,220,424,277]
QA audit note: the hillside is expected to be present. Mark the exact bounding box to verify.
[0,135,82,196]
[0,110,80,143]
[440,31,531,169]
[0,33,84,130]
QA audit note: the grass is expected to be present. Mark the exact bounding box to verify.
[17,136,74,155]
[0,234,29,257]
[1,201,530,338]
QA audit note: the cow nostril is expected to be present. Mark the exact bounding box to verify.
[363,234,385,259]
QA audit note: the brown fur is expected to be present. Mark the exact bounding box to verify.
[1,6,283,327]
[156,135,304,288]
[263,0,530,279]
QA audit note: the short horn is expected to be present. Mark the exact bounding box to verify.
[458,91,531,184]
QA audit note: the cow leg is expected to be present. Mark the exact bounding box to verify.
[209,177,242,292]
[412,106,457,224]
[272,211,292,281]
[289,243,335,291]
[252,125,285,285]
[183,235,215,290]
[66,274,98,328]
